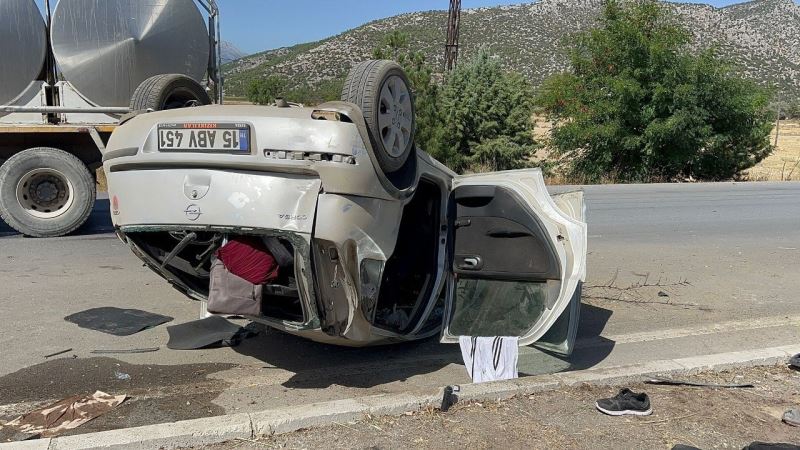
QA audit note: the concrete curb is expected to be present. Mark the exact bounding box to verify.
[6,345,798,450]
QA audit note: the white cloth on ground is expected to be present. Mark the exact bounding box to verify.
[459,336,519,383]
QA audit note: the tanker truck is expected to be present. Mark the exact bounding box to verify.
[0,0,223,237]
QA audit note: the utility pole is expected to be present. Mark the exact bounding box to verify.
[444,0,462,72]
[774,37,783,149]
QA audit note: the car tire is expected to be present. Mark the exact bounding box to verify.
[0,147,96,237]
[342,60,416,174]
[130,74,211,111]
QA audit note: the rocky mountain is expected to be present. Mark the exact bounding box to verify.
[223,0,800,101]
[219,41,247,65]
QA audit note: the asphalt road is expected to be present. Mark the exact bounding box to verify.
[1,182,799,436]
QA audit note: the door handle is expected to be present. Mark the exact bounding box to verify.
[486,229,529,238]
[456,255,483,270]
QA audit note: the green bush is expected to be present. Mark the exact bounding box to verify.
[374,34,537,173]
[246,75,288,105]
[430,51,538,173]
[537,0,774,182]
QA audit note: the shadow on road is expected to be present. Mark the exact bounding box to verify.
[563,303,616,370]
[233,329,463,389]
[519,303,616,376]
[234,303,616,388]
[0,198,114,237]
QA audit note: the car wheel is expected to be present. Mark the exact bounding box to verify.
[130,74,211,111]
[342,60,416,174]
[0,147,96,237]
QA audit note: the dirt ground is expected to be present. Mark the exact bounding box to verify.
[206,364,800,450]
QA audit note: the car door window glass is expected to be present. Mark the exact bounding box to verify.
[449,279,547,337]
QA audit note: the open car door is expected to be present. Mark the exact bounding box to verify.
[440,169,587,355]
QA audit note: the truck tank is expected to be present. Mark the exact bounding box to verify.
[50,0,211,108]
[0,0,47,107]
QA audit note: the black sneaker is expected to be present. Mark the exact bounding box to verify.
[595,388,653,416]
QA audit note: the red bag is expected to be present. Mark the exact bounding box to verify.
[216,237,279,285]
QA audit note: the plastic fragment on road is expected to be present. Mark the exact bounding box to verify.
[64,307,173,336]
[166,316,257,350]
[114,371,131,380]
[2,391,126,439]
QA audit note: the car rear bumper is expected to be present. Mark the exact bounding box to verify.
[107,168,321,232]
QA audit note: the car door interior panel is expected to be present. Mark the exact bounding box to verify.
[453,185,561,281]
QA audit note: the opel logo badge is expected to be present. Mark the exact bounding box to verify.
[184,204,202,221]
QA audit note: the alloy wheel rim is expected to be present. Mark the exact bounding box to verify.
[377,75,413,158]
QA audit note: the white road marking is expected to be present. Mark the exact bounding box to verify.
[577,315,800,348]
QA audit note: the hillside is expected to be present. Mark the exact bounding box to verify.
[220,41,246,65]
[223,0,800,101]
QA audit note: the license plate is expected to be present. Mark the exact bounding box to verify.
[158,123,250,153]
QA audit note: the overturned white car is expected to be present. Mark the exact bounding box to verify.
[103,61,587,351]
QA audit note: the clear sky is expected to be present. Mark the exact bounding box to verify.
[34,0,774,55]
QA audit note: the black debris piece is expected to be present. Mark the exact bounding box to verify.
[672,446,702,450]
[166,316,256,350]
[645,377,754,388]
[742,443,800,450]
[440,385,460,412]
[64,307,173,336]
[43,349,73,359]
[789,353,800,370]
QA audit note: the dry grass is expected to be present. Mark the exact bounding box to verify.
[96,169,107,192]
[744,120,800,181]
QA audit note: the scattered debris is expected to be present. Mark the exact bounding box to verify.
[43,348,73,359]
[440,385,460,412]
[3,391,126,439]
[90,347,160,354]
[789,353,800,370]
[114,371,131,381]
[782,408,800,427]
[166,316,256,350]
[645,376,754,388]
[64,307,173,336]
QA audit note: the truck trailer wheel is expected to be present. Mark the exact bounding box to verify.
[342,60,416,174]
[130,74,211,111]
[0,147,96,237]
